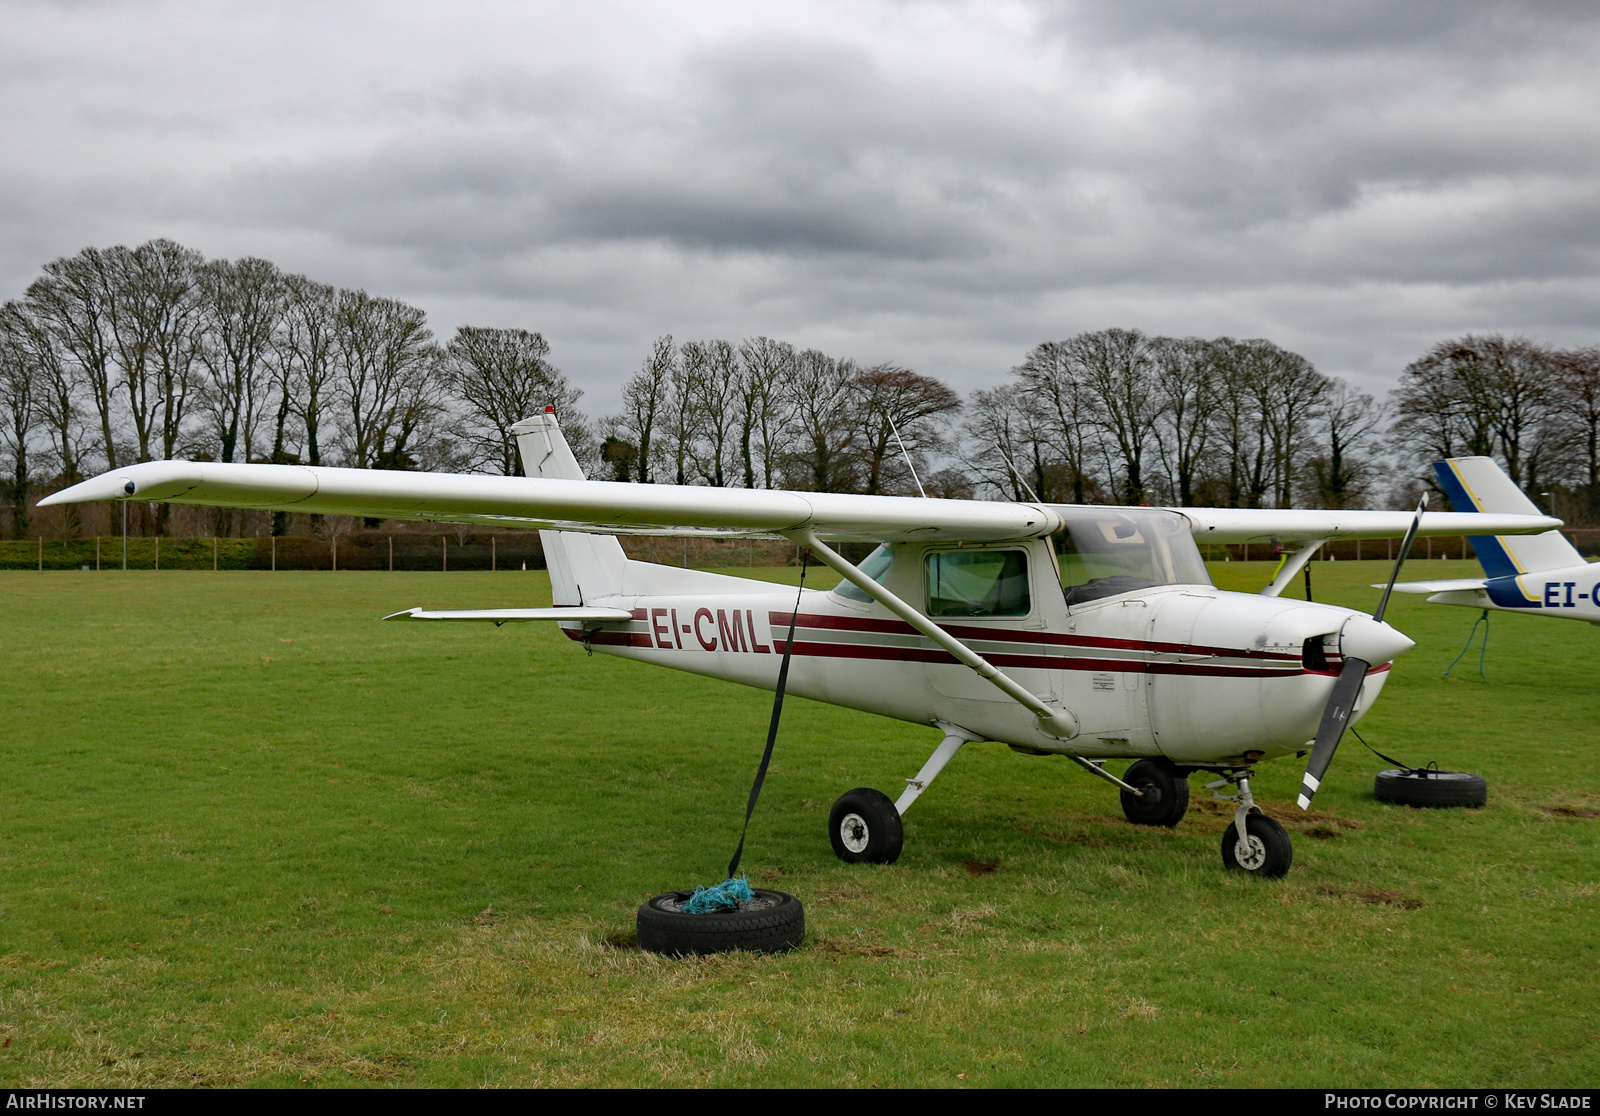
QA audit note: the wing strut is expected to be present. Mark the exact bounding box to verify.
[1260,540,1325,598]
[790,530,1081,740]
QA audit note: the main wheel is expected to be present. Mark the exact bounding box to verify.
[1119,758,1191,827]
[828,787,904,864]
[636,889,804,956]
[1221,813,1293,877]
[1374,768,1488,808]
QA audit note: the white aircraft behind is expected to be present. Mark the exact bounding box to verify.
[40,414,1560,878]
[1389,457,1599,625]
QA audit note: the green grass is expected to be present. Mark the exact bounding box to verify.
[0,560,1595,1087]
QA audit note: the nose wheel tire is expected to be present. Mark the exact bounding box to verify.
[1221,813,1293,877]
[1119,758,1191,827]
[829,787,904,864]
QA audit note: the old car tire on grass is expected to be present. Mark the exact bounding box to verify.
[636,889,805,956]
[1374,768,1488,808]
[829,787,904,864]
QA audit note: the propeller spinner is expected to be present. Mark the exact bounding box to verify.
[1296,496,1426,810]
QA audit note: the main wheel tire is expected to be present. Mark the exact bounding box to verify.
[636,889,805,956]
[1374,768,1488,808]
[1119,758,1191,827]
[1221,812,1293,877]
[828,787,904,864]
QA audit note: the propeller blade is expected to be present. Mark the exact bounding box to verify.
[1373,494,1427,625]
[1297,655,1369,810]
[1299,495,1426,810]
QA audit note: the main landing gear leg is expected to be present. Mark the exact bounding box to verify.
[829,724,978,865]
[1208,769,1293,878]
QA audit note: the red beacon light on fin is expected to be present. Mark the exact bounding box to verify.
[545,405,555,413]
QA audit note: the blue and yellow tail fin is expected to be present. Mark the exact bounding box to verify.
[1433,457,1581,576]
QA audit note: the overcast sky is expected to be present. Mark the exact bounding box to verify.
[3,0,1597,416]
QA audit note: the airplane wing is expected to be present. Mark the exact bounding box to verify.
[41,459,1561,545]
[1162,507,1561,543]
[39,459,1059,544]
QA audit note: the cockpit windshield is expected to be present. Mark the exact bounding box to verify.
[1053,509,1211,606]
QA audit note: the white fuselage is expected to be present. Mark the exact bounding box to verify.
[1429,561,1600,624]
[560,539,1389,767]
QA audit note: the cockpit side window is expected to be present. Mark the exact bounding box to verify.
[1055,510,1211,606]
[925,549,1030,617]
[833,544,896,603]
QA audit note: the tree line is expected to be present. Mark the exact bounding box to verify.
[4,239,1598,539]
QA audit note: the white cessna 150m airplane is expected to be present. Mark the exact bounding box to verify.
[41,413,1560,878]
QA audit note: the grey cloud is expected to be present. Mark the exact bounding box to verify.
[1057,0,1600,54]
[2,0,1599,419]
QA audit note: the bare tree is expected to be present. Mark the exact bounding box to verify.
[331,290,442,472]
[1547,347,1600,520]
[736,336,796,489]
[681,339,741,487]
[613,335,677,485]
[1063,329,1163,504]
[444,326,584,475]
[786,349,860,492]
[1011,340,1101,504]
[1,301,95,536]
[1208,339,1271,508]
[1391,335,1552,486]
[963,384,1049,500]
[1150,337,1218,507]
[1243,340,1328,508]
[103,240,206,477]
[194,257,289,534]
[1305,379,1385,509]
[277,275,338,468]
[196,258,287,467]
[24,247,121,471]
[0,306,40,537]
[852,364,960,495]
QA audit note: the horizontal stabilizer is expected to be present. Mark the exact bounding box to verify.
[1377,578,1489,595]
[383,607,634,623]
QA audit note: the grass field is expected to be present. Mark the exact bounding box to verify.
[1,559,1596,1087]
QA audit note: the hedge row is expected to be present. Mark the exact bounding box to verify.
[0,532,549,571]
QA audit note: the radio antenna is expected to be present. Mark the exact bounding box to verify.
[997,446,1040,503]
[887,413,927,499]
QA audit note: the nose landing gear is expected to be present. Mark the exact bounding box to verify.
[1209,769,1293,877]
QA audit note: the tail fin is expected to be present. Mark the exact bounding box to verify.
[1433,457,1582,576]
[512,411,627,605]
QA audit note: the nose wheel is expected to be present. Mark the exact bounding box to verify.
[1209,769,1293,878]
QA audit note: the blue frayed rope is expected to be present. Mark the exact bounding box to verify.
[1442,609,1490,680]
[681,876,755,914]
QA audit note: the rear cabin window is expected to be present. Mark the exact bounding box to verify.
[925,549,1030,617]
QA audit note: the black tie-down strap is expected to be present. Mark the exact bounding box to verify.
[727,553,809,880]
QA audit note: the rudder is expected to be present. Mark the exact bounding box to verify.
[1434,457,1581,576]
[512,411,627,605]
